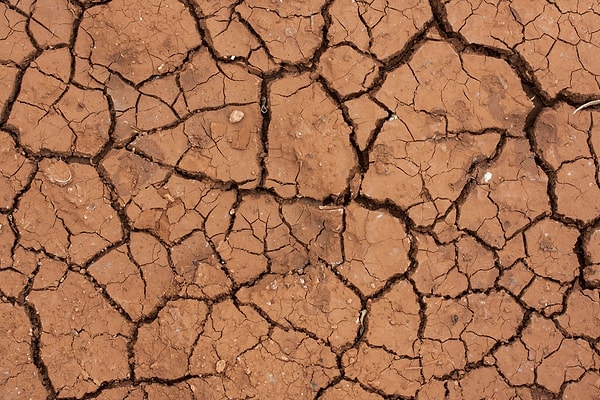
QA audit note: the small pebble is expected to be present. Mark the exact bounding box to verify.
[44,160,72,186]
[229,110,245,123]
[216,359,227,373]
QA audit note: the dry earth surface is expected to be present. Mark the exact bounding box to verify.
[1,0,600,399]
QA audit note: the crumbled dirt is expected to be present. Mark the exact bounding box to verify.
[1,0,600,399]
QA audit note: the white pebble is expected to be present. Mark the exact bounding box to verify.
[229,110,245,123]
[482,171,493,183]
[215,360,226,373]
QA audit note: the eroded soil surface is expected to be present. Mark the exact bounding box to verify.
[1,0,600,399]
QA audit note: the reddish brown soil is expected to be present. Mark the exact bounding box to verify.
[1,0,600,399]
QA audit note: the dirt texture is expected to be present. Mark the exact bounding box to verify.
[1,0,600,399]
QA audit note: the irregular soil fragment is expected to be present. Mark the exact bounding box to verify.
[340,203,411,295]
[237,264,361,349]
[15,160,122,264]
[9,48,111,156]
[88,232,176,321]
[236,0,325,64]
[366,280,420,356]
[318,45,380,97]
[343,343,422,397]
[0,303,47,399]
[75,0,202,84]
[328,0,432,60]
[28,273,131,397]
[0,131,34,209]
[534,103,600,221]
[134,105,263,188]
[135,299,208,380]
[266,73,356,199]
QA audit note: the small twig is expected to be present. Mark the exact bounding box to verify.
[573,99,600,114]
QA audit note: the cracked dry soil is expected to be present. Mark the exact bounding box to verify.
[1,0,600,399]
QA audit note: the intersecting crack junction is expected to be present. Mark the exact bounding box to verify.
[1,0,600,399]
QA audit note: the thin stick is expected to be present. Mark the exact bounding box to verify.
[573,99,600,114]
